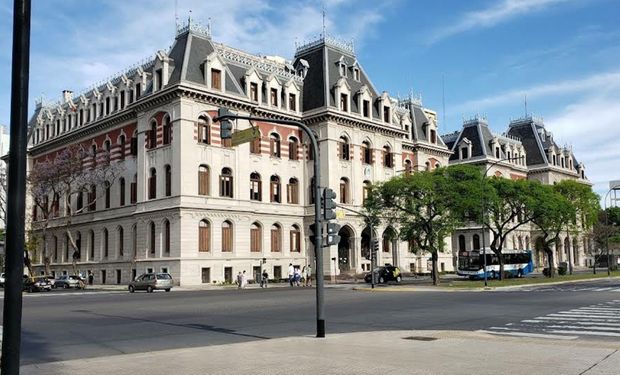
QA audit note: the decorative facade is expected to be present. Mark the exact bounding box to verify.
[26,22,452,285]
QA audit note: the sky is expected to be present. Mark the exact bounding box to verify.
[0,0,619,200]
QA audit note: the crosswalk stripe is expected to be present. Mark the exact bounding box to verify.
[545,325,620,331]
[478,330,577,340]
[594,287,614,291]
[536,316,620,322]
[548,313,620,319]
[526,319,620,326]
[548,330,620,337]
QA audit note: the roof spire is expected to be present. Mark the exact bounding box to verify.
[322,1,326,38]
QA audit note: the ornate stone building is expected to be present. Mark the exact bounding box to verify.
[442,115,592,270]
[27,22,451,285]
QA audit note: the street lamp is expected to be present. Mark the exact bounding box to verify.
[604,183,620,276]
[480,156,526,287]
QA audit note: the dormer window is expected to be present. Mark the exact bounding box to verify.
[363,100,370,118]
[155,69,163,91]
[430,129,436,144]
[353,68,360,81]
[211,69,221,90]
[495,148,500,159]
[383,106,390,123]
[340,93,348,112]
[288,93,296,111]
[270,88,278,106]
[461,147,469,159]
[250,82,258,101]
[339,64,346,77]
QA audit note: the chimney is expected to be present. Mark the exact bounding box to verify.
[62,90,73,103]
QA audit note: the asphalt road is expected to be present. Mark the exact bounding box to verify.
[3,278,620,366]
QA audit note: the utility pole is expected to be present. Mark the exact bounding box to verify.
[1,1,31,374]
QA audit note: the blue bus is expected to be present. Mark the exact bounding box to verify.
[457,249,533,279]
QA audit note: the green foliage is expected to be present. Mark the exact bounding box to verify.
[605,207,620,227]
[554,179,600,230]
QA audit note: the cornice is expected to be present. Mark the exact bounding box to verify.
[303,110,408,138]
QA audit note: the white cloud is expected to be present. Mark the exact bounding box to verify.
[427,0,571,44]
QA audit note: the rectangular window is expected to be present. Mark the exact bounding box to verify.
[130,182,137,204]
[461,147,469,159]
[250,227,261,252]
[88,187,96,211]
[273,266,282,280]
[250,82,258,101]
[363,100,370,118]
[250,136,261,154]
[128,89,134,104]
[136,83,141,99]
[199,224,210,252]
[383,106,390,123]
[271,229,281,252]
[201,268,211,283]
[340,93,348,111]
[222,226,232,252]
[211,69,221,90]
[287,183,299,204]
[270,88,278,106]
[289,141,298,160]
[156,69,163,91]
[290,231,300,252]
[220,176,233,198]
[288,93,296,111]
[120,91,125,109]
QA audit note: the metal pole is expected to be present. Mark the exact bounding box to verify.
[2,1,31,374]
[213,114,325,337]
[605,189,612,276]
[370,221,375,289]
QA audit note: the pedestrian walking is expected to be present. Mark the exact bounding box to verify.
[294,267,301,287]
[241,270,248,289]
[288,263,295,287]
[261,270,269,288]
[305,264,312,287]
[237,271,243,289]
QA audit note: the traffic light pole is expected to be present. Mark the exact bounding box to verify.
[2,1,31,374]
[214,113,326,338]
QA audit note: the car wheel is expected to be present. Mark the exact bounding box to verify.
[129,285,135,293]
[379,276,385,284]
[63,283,69,289]
[396,276,402,283]
[165,288,171,292]
[147,286,154,293]
[517,269,523,278]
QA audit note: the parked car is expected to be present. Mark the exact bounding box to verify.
[54,275,86,289]
[364,265,402,284]
[0,273,5,287]
[128,273,173,293]
[23,275,53,293]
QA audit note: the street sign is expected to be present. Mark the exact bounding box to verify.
[231,126,260,146]
[336,210,346,219]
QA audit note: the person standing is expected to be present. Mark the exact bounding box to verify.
[305,264,312,287]
[294,267,301,287]
[288,263,295,287]
[261,270,269,288]
[241,270,248,289]
[237,271,243,289]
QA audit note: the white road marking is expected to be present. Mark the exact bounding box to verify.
[545,325,620,332]
[548,330,620,337]
[478,330,577,340]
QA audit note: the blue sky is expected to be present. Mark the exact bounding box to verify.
[1,0,619,199]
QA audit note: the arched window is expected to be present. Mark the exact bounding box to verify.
[148,168,157,199]
[198,165,210,196]
[104,140,111,162]
[163,220,170,254]
[148,120,157,149]
[199,220,210,252]
[383,145,393,168]
[222,220,233,252]
[339,177,350,204]
[119,177,126,206]
[362,141,372,164]
[250,172,262,201]
[219,168,233,198]
[89,230,94,260]
[130,173,137,204]
[404,159,412,174]
[197,116,210,144]
[103,228,109,258]
[250,222,262,252]
[270,133,281,158]
[270,175,281,203]
[163,116,171,145]
[339,136,350,160]
[458,235,466,252]
[473,234,481,250]
[363,180,371,203]
[270,224,281,252]
[288,137,299,160]
[117,226,124,257]
[165,165,171,197]
[149,221,156,255]
[290,225,301,252]
[287,178,299,204]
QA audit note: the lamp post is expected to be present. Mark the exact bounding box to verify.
[480,156,526,287]
[213,112,326,338]
[604,184,620,276]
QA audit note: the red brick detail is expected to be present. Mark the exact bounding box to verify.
[510,173,526,180]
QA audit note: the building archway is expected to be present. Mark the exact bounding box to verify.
[535,237,545,268]
[337,225,355,271]
[382,226,399,266]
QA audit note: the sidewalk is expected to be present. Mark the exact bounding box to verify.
[20,330,620,375]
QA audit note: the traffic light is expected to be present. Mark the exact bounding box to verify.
[309,222,321,246]
[322,188,337,221]
[372,239,379,254]
[326,222,341,246]
[218,108,234,139]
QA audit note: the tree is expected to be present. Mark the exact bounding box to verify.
[28,144,122,275]
[554,180,600,273]
[365,165,480,285]
[531,183,575,278]
[483,178,539,279]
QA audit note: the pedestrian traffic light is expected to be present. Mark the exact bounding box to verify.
[322,188,337,221]
[218,107,234,139]
[309,222,321,246]
[372,239,379,254]
[326,222,341,246]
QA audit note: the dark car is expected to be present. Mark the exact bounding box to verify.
[23,275,53,293]
[364,265,402,284]
[128,273,173,293]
